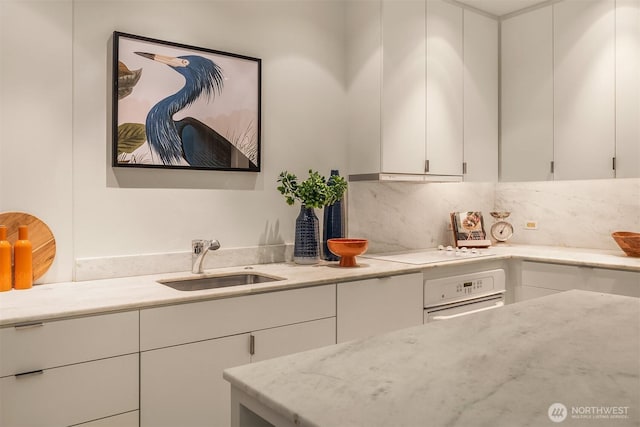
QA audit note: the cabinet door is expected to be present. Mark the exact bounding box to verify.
[501,6,553,182]
[76,411,139,427]
[0,354,138,427]
[463,10,498,182]
[426,0,463,176]
[381,0,426,174]
[251,317,336,363]
[554,0,615,180]
[337,273,423,343]
[346,0,382,176]
[615,0,640,178]
[345,1,382,174]
[140,334,250,427]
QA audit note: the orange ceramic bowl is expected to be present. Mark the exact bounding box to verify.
[612,231,640,257]
[327,238,369,267]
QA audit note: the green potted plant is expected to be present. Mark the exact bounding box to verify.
[277,170,347,264]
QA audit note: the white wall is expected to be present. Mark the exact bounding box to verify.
[0,1,74,283]
[1,0,348,282]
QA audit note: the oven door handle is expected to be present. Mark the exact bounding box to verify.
[431,300,504,321]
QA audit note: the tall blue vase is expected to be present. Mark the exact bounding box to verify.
[294,205,320,264]
[323,170,345,261]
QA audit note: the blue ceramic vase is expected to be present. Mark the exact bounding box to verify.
[294,205,320,264]
[322,170,345,261]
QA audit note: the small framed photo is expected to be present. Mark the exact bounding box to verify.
[112,32,261,171]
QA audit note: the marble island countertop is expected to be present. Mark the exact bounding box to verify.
[0,244,638,327]
[224,290,640,427]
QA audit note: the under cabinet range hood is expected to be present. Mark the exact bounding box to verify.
[348,173,463,183]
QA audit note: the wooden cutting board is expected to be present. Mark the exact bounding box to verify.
[0,212,56,281]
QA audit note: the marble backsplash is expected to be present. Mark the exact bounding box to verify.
[494,178,639,250]
[74,244,292,282]
[347,181,496,252]
[348,178,639,253]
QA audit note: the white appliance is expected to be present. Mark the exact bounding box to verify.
[424,269,505,322]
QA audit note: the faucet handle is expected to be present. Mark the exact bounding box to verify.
[192,239,221,254]
[192,239,205,255]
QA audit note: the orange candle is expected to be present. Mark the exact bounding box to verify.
[0,225,11,291]
[14,225,33,290]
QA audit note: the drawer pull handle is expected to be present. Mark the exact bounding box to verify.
[15,369,44,378]
[15,322,44,330]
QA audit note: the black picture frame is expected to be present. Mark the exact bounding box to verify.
[112,31,261,172]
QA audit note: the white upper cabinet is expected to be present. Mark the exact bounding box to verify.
[501,6,553,182]
[501,0,637,181]
[347,0,497,181]
[349,0,633,182]
[554,0,616,180]
[615,0,640,178]
[463,10,498,182]
[381,0,426,174]
[426,0,464,176]
[346,0,382,176]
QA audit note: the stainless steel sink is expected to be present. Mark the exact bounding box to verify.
[158,273,285,291]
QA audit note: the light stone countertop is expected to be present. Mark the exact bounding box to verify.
[489,244,640,271]
[224,290,640,427]
[0,244,638,327]
[0,258,423,327]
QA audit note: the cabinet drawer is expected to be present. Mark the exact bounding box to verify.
[140,284,336,350]
[0,311,139,377]
[0,353,139,427]
[522,261,640,297]
[522,261,582,290]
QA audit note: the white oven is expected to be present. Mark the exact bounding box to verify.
[424,269,506,323]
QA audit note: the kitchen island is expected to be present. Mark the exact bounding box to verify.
[224,290,640,427]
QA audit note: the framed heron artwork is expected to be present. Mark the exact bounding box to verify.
[111,32,261,171]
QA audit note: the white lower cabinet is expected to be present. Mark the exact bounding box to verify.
[140,317,336,427]
[0,354,139,427]
[141,334,251,427]
[336,273,423,343]
[139,285,337,427]
[0,311,140,427]
[517,261,640,302]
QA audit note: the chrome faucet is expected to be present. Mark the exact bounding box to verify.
[192,239,221,274]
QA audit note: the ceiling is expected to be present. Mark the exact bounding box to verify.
[454,0,551,17]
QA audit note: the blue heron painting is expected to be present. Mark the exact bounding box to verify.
[137,52,252,168]
[113,32,260,171]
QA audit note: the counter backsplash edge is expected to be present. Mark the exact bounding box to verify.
[74,244,293,282]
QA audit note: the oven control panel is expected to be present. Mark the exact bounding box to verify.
[456,278,485,295]
[424,269,506,307]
